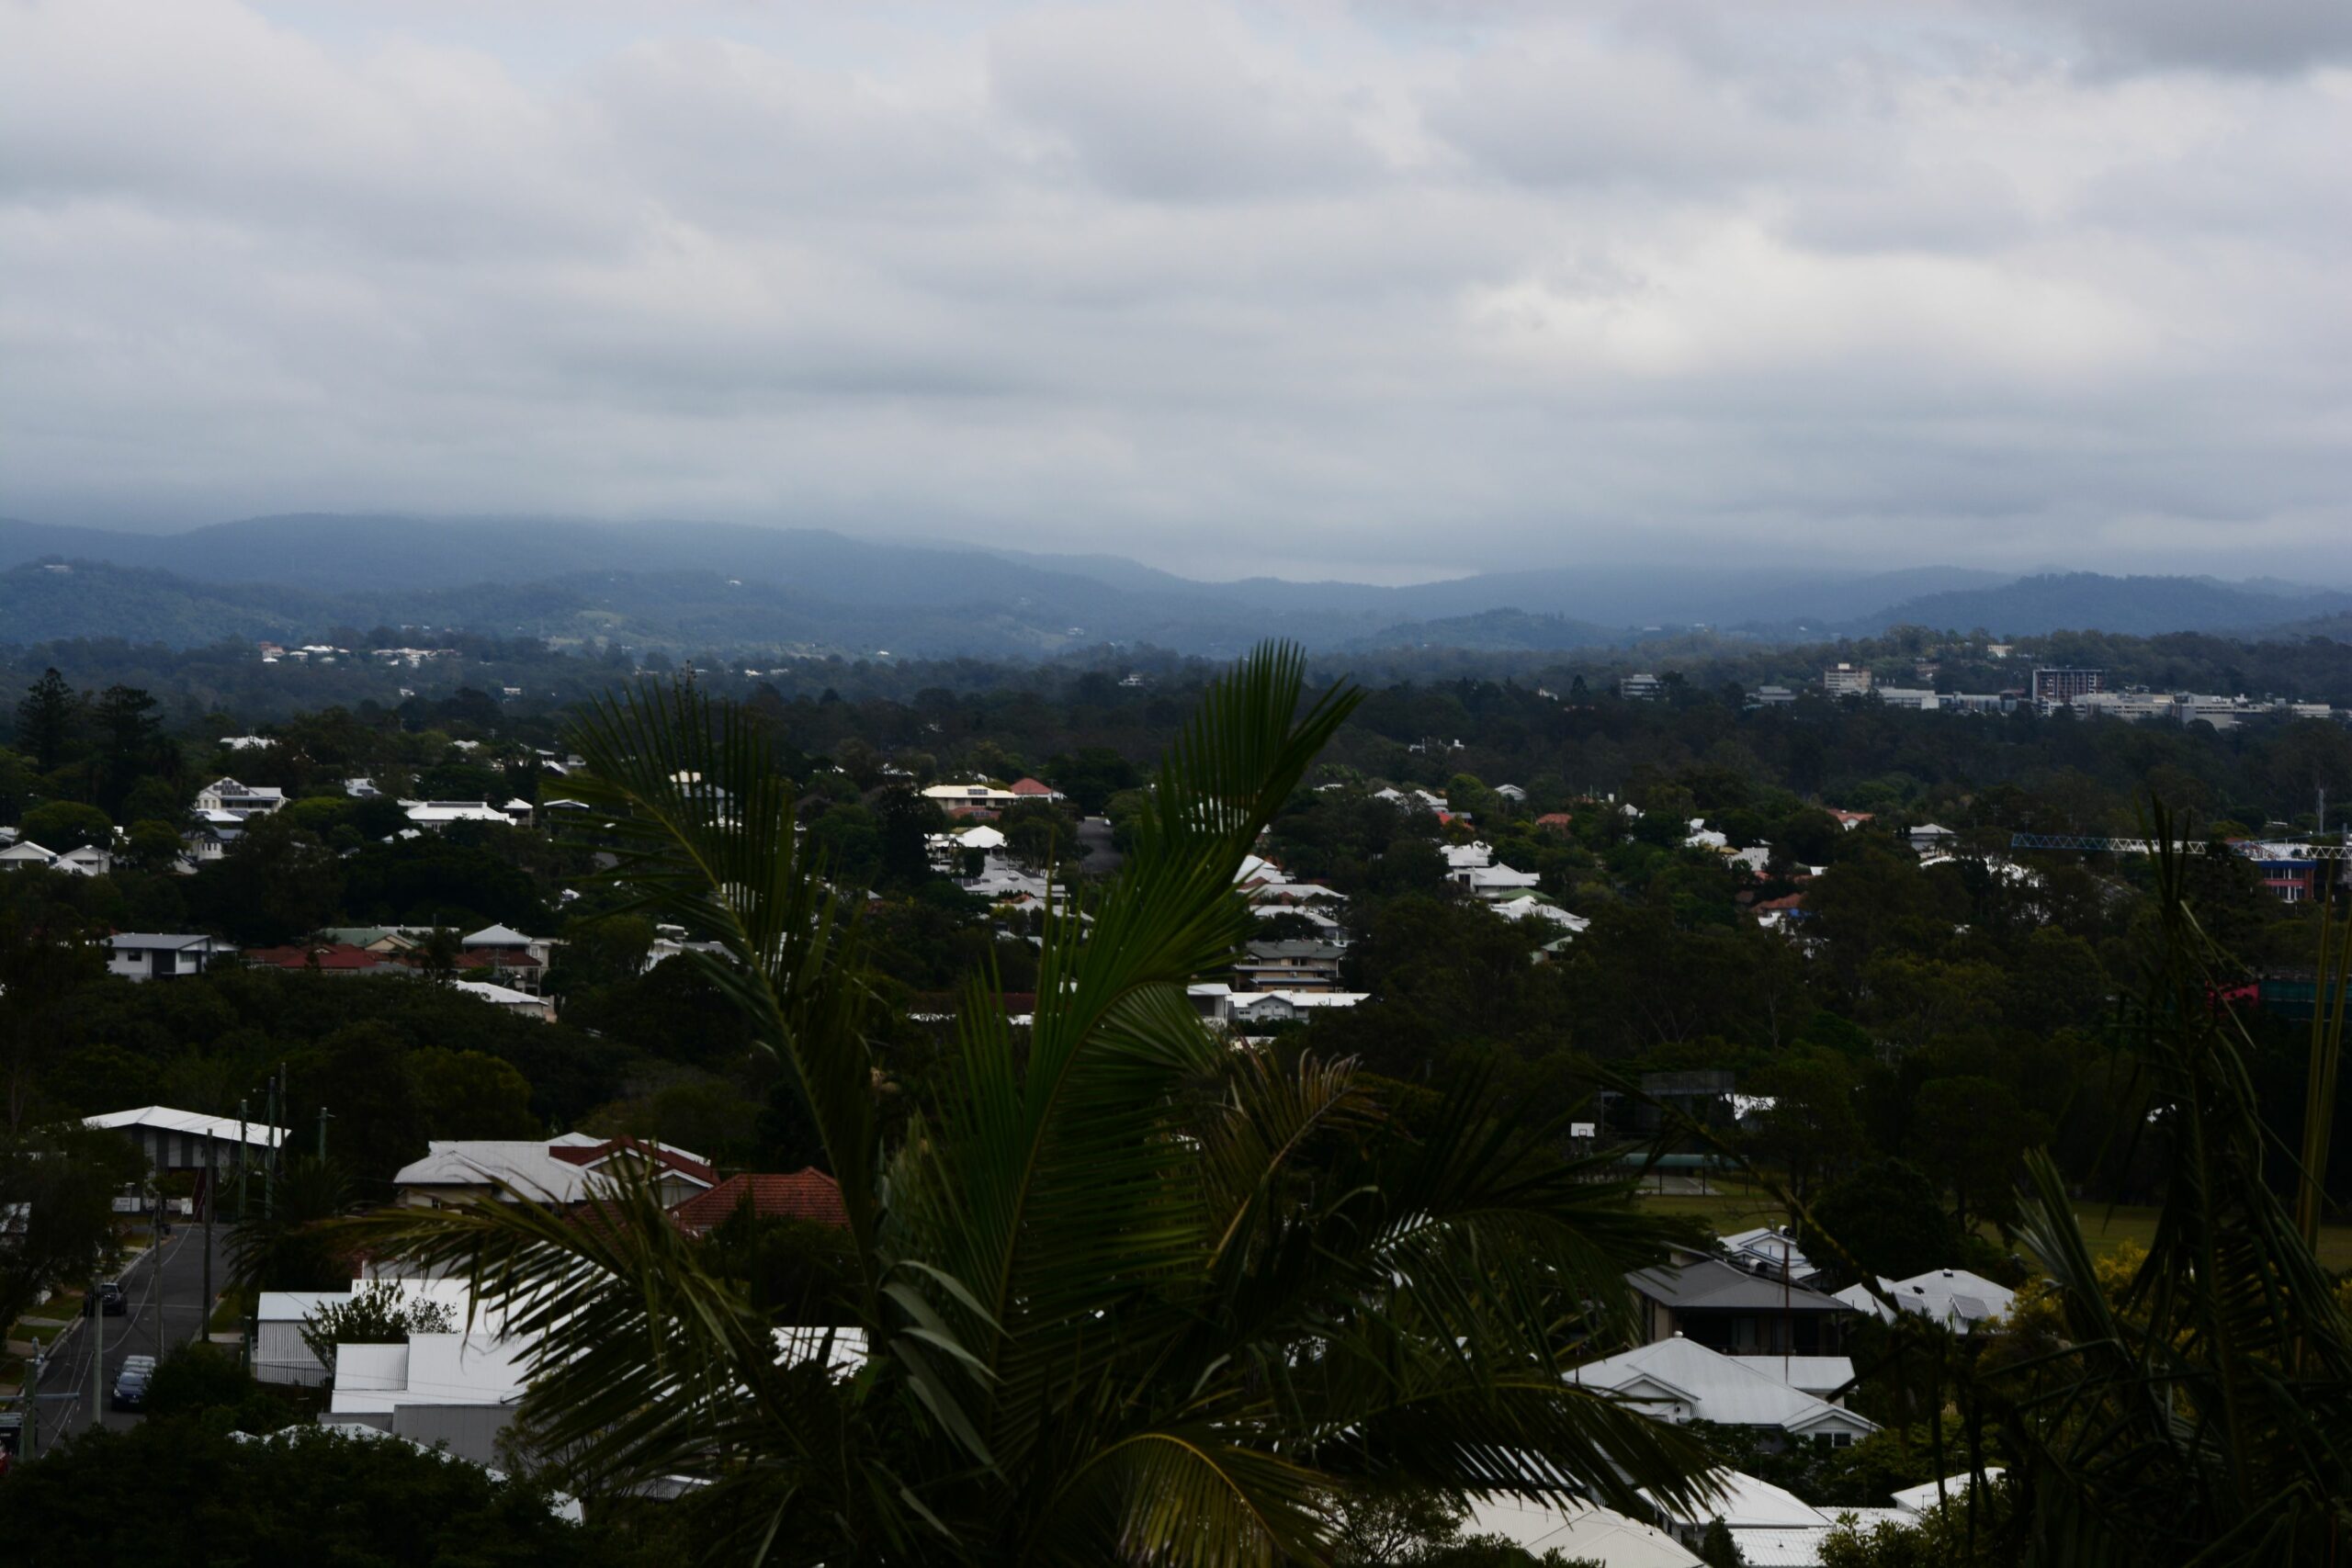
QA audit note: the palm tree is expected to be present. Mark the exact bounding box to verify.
[1973,820,2352,1565]
[359,644,1712,1565]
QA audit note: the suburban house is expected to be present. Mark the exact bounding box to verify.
[196,778,287,817]
[1627,1257,1853,1356]
[1907,822,1959,853]
[183,811,247,863]
[402,800,514,829]
[922,783,1025,817]
[1835,1269,2018,1333]
[1826,809,1873,830]
[458,924,551,991]
[1454,862,1544,897]
[546,1134,718,1207]
[0,839,112,875]
[1568,1337,1877,1450]
[85,1105,287,1206]
[1720,1226,1827,1288]
[1008,777,1066,802]
[391,1141,601,1208]
[1222,990,1369,1027]
[107,931,239,981]
[1230,940,1347,993]
[241,942,400,976]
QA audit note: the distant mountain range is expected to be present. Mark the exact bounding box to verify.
[1,515,2346,656]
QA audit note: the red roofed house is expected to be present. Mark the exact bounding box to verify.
[1826,809,1874,830]
[672,1168,849,1235]
[1535,813,1575,833]
[241,942,393,976]
[548,1134,718,1208]
[1008,777,1066,802]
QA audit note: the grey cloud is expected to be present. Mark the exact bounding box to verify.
[2015,0,2352,73]
[0,0,2346,580]
[986,5,1386,201]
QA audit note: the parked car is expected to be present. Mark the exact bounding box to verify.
[84,1282,127,1317]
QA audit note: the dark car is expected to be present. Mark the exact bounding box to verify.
[110,1371,149,1412]
[84,1282,127,1317]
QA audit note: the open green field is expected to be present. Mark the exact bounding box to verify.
[1634,1186,2352,1272]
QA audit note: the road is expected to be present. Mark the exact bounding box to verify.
[1076,815,1123,877]
[25,1222,225,1444]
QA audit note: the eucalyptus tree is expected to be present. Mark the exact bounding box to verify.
[365,645,1710,1565]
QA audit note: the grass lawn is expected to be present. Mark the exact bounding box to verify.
[1634,1186,2352,1272]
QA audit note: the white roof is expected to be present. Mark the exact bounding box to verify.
[1463,1495,1702,1566]
[453,979,544,1009]
[1726,1528,1835,1566]
[1462,863,1542,890]
[1645,1468,1826,1530]
[86,1105,287,1149]
[1442,841,1496,868]
[0,840,57,862]
[330,1330,529,1415]
[392,1140,592,1201]
[1231,990,1368,1011]
[405,802,509,823]
[1570,1337,1877,1436]
[503,797,536,812]
[1835,1269,2016,1331]
[460,924,536,947]
[1747,1356,1856,1397]
[955,825,1008,850]
[107,932,230,951]
[256,1289,349,1324]
[1890,1470,2003,1517]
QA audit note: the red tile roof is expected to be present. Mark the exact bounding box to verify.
[1535,813,1575,829]
[671,1169,849,1234]
[1009,778,1057,795]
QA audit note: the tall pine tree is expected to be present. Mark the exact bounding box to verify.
[14,668,77,774]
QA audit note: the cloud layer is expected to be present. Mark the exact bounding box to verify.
[3,0,2347,581]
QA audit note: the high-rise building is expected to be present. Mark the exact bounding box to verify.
[2031,667,2104,707]
[1822,663,1873,697]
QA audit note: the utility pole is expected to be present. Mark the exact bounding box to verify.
[317,1105,331,1163]
[24,1345,40,1458]
[237,1099,250,1223]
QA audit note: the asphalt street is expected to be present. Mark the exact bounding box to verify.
[24,1220,225,1446]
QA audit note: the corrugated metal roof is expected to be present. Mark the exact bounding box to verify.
[86,1105,287,1147]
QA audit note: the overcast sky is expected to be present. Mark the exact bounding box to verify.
[4,0,2348,583]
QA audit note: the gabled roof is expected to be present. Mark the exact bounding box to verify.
[1645,1467,1829,1530]
[672,1169,849,1234]
[392,1141,596,1202]
[461,923,536,947]
[1629,1257,1851,1314]
[87,1105,287,1148]
[1570,1337,1877,1435]
[1836,1269,2017,1330]
[107,932,232,951]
